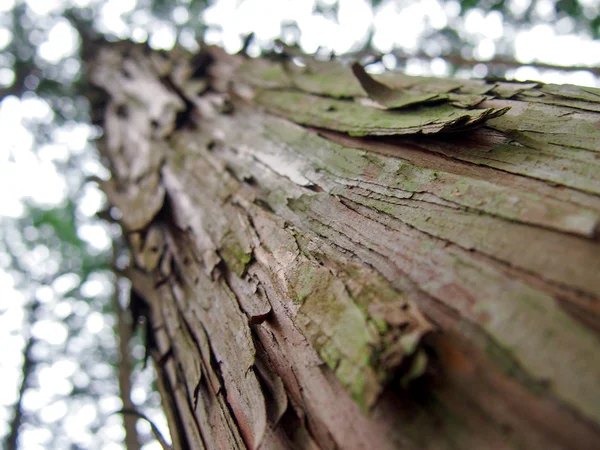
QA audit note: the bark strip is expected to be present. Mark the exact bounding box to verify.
[87,42,600,450]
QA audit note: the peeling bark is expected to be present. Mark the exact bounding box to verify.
[87,42,600,450]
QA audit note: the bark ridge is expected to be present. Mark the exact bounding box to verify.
[87,42,600,450]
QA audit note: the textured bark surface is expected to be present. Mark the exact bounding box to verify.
[87,42,600,450]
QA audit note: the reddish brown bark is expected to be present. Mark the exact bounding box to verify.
[87,42,600,449]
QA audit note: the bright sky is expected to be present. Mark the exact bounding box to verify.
[0,0,599,448]
[0,0,598,212]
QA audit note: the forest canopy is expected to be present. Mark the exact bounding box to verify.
[0,1,598,449]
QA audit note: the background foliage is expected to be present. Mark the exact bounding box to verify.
[0,0,598,448]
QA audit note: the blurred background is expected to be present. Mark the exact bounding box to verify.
[0,0,598,449]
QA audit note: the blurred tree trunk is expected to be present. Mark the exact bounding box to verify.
[5,300,39,450]
[86,41,600,450]
[114,275,141,450]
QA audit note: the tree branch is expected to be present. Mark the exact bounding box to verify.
[393,50,600,76]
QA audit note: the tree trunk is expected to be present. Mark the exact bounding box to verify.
[115,274,142,450]
[86,41,600,450]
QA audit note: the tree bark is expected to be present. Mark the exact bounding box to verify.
[86,41,600,450]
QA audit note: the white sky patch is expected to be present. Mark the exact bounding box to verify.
[53,123,93,154]
[131,385,148,405]
[39,400,68,423]
[80,278,104,299]
[81,157,110,179]
[36,285,54,304]
[54,301,73,319]
[77,223,111,251]
[178,27,199,51]
[38,144,70,164]
[475,39,496,60]
[78,183,105,217]
[1,186,25,217]
[51,359,78,379]
[299,15,335,54]
[0,270,20,309]
[103,432,126,449]
[382,52,397,69]
[52,272,81,295]
[430,57,450,76]
[484,11,504,39]
[0,302,24,334]
[0,333,25,367]
[534,0,555,21]
[19,427,52,449]
[0,97,31,146]
[105,0,137,15]
[38,20,79,64]
[85,311,105,333]
[444,0,461,19]
[510,66,598,87]
[404,58,429,76]
[21,97,54,123]
[37,366,73,396]
[65,403,98,436]
[365,61,385,74]
[515,26,600,68]
[71,369,90,390]
[100,0,138,30]
[143,441,166,450]
[555,15,575,34]
[335,0,372,51]
[373,2,425,53]
[98,0,138,37]
[22,387,53,412]
[26,0,63,16]
[0,405,10,423]
[23,161,68,206]
[0,96,80,215]
[31,320,69,346]
[71,0,98,6]
[131,27,149,43]
[201,0,600,87]
[149,24,177,50]
[172,6,190,25]
[204,0,372,53]
[463,9,486,36]
[90,363,113,379]
[426,0,447,30]
[508,0,531,17]
[0,0,15,13]
[464,8,504,39]
[0,367,21,406]
[98,395,122,414]
[560,71,597,87]
[0,294,25,423]
[0,67,15,86]
[0,28,12,50]
[73,300,91,317]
